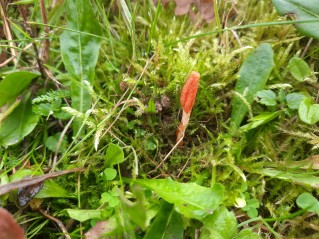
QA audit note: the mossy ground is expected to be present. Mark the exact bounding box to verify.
[1,0,319,238]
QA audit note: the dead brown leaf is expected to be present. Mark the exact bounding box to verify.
[157,0,215,23]
[85,220,117,239]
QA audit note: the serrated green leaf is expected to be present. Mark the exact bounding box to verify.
[201,207,237,239]
[230,43,274,130]
[105,143,125,167]
[288,56,312,81]
[0,93,39,147]
[132,178,224,220]
[60,0,102,135]
[272,0,319,40]
[255,90,277,106]
[296,192,319,215]
[298,98,319,125]
[286,93,305,109]
[144,201,183,239]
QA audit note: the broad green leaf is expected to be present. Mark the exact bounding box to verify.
[239,111,280,132]
[230,43,274,130]
[0,71,39,107]
[286,93,305,109]
[0,71,39,123]
[45,132,67,153]
[60,0,102,135]
[234,229,261,239]
[144,201,183,239]
[66,209,103,222]
[103,168,117,181]
[272,0,319,40]
[118,188,148,230]
[288,56,312,81]
[133,178,224,220]
[255,90,277,106]
[35,180,75,199]
[105,143,125,167]
[298,98,319,125]
[0,93,39,147]
[201,207,237,239]
[296,192,319,216]
[259,168,319,189]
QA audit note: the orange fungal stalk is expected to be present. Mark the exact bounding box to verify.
[176,71,200,145]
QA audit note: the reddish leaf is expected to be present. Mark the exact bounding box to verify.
[85,219,118,239]
[0,208,25,239]
[197,0,215,22]
[174,0,194,16]
[159,0,215,23]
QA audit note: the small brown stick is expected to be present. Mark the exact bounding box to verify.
[0,1,18,64]
[39,209,71,239]
[38,0,50,63]
[18,5,46,79]
[176,71,200,146]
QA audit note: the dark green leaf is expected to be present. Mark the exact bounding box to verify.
[133,178,224,220]
[296,192,319,215]
[105,143,125,167]
[60,0,102,135]
[255,90,277,106]
[272,0,319,40]
[144,201,183,239]
[0,93,39,147]
[0,71,39,107]
[286,93,305,109]
[45,132,67,153]
[298,98,319,125]
[288,56,312,81]
[230,43,274,130]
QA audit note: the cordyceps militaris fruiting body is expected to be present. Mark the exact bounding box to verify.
[176,71,200,146]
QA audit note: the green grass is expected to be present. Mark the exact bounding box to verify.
[1,0,319,238]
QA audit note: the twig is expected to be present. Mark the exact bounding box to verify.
[148,133,185,175]
[0,1,18,64]
[17,5,46,79]
[38,0,50,63]
[39,209,71,239]
[52,117,75,168]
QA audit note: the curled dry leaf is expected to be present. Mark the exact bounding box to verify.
[176,71,200,145]
[0,208,25,239]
